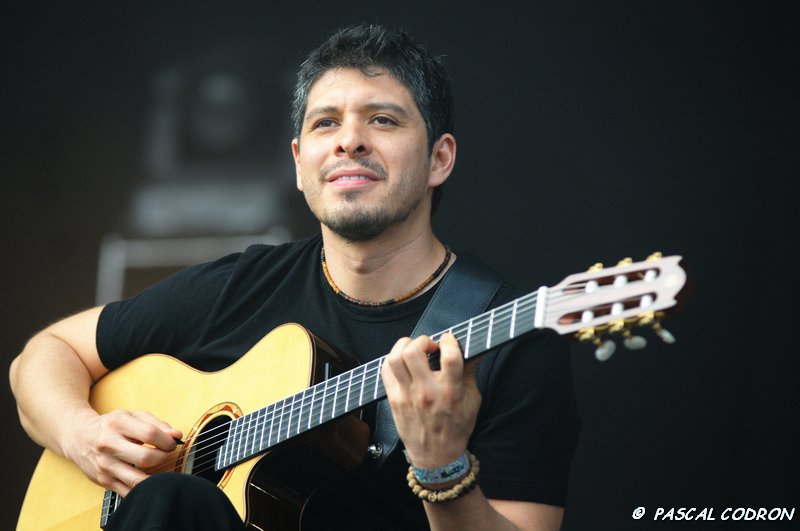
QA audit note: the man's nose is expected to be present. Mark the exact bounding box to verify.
[336,122,370,157]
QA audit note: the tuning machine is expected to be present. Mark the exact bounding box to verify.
[578,327,617,361]
[607,319,648,351]
[638,311,676,344]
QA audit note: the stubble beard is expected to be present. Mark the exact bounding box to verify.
[306,157,428,242]
[318,188,423,242]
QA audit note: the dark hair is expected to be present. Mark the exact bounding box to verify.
[291,24,454,213]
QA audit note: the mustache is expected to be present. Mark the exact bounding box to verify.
[320,158,388,181]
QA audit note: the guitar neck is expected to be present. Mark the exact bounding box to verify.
[216,253,685,470]
[215,290,542,470]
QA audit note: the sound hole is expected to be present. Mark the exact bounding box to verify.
[186,414,232,485]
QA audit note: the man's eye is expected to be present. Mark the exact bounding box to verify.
[373,116,397,126]
[314,119,336,129]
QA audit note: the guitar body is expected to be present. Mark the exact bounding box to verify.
[17,323,369,530]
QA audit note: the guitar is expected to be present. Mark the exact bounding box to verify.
[17,253,686,530]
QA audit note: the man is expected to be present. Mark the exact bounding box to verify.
[10,25,579,530]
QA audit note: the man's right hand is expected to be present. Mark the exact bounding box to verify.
[64,409,183,497]
[9,306,185,497]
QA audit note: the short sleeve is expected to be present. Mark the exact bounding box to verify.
[471,329,580,506]
[96,253,240,370]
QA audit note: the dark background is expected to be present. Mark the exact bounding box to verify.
[2,1,797,529]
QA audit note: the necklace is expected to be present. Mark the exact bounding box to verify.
[321,245,452,307]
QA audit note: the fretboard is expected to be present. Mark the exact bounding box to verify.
[215,289,544,470]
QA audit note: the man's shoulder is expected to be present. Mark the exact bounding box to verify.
[225,234,322,273]
[239,233,321,260]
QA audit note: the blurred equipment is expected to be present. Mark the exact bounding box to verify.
[96,42,307,304]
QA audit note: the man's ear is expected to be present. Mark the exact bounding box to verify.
[428,133,456,188]
[292,138,303,191]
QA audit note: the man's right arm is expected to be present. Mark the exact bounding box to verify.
[9,306,181,496]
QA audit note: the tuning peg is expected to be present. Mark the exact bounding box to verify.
[594,339,617,361]
[623,332,648,350]
[652,322,676,344]
[587,262,603,272]
[646,251,663,261]
[617,257,633,267]
[610,320,647,350]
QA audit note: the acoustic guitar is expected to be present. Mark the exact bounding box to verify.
[17,253,686,530]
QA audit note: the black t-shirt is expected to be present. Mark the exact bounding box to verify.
[97,235,579,529]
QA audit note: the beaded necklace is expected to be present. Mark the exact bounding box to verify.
[321,245,451,307]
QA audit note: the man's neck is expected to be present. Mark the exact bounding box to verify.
[320,224,453,305]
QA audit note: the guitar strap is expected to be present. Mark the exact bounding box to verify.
[366,252,504,470]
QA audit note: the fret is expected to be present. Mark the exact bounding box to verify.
[319,378,330,425]
[223,418,233,466]
[470,314,489,356]
[374,358,385,399]
[222,419,233,467]
[375,370,386,400]
[293,392,305,437]
[287,393,297,437]
[297,388,312,435]
[244,410,253,457]
[267,402,277,448]
[284,395,295,441]
[510,299,518,337]
[234,415,245,462]
[309,384,319,430]
[228,417,240,465]
[261,404,272,450]
[337,371,352,416]
[250,408,264,455]
[358,364,367,406]
[486,309,495,349]
[275,398,288,445]
[342,371,351,412]
[362,360,379,402]
[242,411,252,457]
[464,319,473,357]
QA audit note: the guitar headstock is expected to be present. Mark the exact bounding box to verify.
[544,252,686,360]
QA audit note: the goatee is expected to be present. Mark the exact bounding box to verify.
[322,198,417,242]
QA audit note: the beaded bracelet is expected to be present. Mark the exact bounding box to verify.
[406,451,480,503]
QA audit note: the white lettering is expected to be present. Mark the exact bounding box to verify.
[653,506,795,522]
[697,507,715,520]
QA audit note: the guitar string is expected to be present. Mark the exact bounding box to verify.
[136,287,554,477]
[142,279,655,478]
[119,264,663,481]
[145,280,655,479]
[144,280,647,478]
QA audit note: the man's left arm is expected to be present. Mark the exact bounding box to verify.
[382,333,564,531]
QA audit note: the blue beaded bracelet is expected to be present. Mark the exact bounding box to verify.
[403,450,471,486]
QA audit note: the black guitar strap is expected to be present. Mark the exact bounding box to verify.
[366,252,504,470]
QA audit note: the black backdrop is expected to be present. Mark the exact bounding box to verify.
[2,2,797,530]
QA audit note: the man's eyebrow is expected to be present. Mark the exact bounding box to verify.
[304,102,412,122]
[304,105,339,122]
[363,102,412,118]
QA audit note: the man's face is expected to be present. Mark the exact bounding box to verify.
[292,68,441,242]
